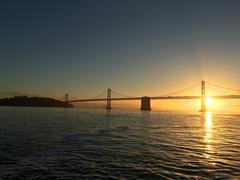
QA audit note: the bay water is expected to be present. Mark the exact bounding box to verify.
[0,107,239,179]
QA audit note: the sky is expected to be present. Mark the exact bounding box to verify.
[0,0,240,104]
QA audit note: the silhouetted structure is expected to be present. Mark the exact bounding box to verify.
[141,96,151,110]
[68,80,240,111]
[106,88,111,109]
[65,93,69,107]
[199,81,206,112]
[0,96,73,108]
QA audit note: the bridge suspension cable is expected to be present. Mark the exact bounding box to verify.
[111,89,136,98]
[89,91,106,99]
[157,82,200,97]
[206,82,240,92]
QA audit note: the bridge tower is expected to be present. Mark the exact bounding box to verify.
[106,88,111,109]
[200,81,206,112]
[65,93,69,107]
[141,96,151,110]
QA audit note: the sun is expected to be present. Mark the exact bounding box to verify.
[205,97,213,105]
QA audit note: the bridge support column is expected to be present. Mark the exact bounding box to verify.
[199,81,207,112]
[141,96,151,110]
[65,93,69,108]
[106,88,111,109]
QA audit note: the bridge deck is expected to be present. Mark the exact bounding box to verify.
[69,95,240,102]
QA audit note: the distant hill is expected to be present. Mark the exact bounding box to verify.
[0,96,73,108]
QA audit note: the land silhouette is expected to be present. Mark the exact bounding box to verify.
[0,96,73,108]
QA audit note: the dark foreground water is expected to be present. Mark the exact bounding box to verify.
[0,107,239,179]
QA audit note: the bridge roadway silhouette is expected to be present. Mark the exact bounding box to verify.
[69,95,240,102]
[66,81,240,111]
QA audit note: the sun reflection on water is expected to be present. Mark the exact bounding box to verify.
[205,112,212,134]
[203,112,215,163]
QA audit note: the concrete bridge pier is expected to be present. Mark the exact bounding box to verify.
[141,96,151,110]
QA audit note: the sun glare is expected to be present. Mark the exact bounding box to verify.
[205,97,213,105]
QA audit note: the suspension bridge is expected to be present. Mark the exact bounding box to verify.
[65,81,240,111]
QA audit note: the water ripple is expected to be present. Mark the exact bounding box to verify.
[0,107,239,179]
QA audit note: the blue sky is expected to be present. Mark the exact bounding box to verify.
[1,0,240,99]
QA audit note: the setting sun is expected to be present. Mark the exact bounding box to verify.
[206,97,213,105]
